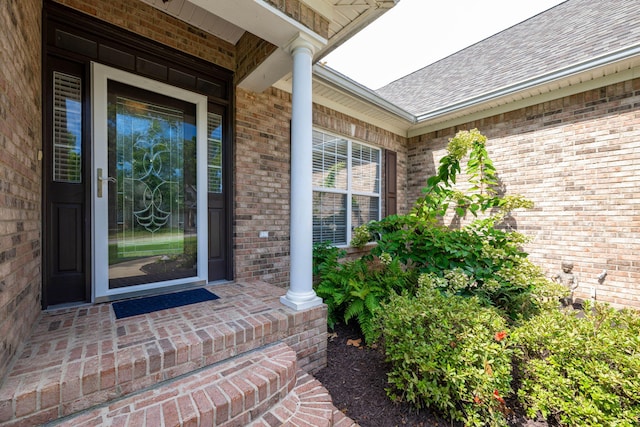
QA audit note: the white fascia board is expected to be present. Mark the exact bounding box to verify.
[408,64,640,138]
[272,68,411,135]
[312,93,411,136]
[412,43,640,127]
[313,64,415,122]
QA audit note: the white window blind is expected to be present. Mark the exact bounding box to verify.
[313,131,347,190]
[53,72,82,183]
[207,113,223,193]
[312,130,381,245]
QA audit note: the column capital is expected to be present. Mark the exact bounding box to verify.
[285,32,324,56]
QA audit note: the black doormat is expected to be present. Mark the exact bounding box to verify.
[112,288,219,319]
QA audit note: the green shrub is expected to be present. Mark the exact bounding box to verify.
[312,241,345,278]
[362,129,550,321]
[512,301,640,426]
[378,280,514,427]
[313,243,415,341]
[314,129,566,342]
[369,216,565,321]
[312,242,349,329]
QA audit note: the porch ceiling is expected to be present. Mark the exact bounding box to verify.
[140,0,397,92]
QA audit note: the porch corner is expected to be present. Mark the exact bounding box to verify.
[281,299,328,374]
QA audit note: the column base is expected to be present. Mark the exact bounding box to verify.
[280,292,323,311]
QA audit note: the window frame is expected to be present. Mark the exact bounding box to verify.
[312,129,382,246]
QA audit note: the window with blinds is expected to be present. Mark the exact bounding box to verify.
[312,130,381,245]
[53,72,82,183]
[207,113,223,193]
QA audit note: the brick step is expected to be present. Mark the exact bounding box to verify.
[51,347,359,427]
[0,283,328,426]
[248,371,358,427]
[50,342,298,426]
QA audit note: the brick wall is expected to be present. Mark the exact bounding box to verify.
[53,0,236,71]
[407,78,640,308]
[283,304,328,373]
[234,88,293,286]
[0,0,43,379]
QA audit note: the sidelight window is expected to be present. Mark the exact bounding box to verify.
[53,72,82,183]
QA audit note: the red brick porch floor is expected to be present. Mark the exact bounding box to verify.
[0,280,357,426]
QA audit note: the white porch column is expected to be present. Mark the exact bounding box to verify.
[281,34,323,311]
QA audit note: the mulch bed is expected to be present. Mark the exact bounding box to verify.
[314,322,550,427]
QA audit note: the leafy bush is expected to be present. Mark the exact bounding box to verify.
[363,129,556,320]
[312,242,349,329]
[512,301,640,426]
[367,216,564,321]
[313,243,415,342]
[378,279,514,427]
[413,129,502,221]
[312,241,345,279]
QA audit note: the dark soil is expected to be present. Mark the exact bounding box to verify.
[314,322,550,427]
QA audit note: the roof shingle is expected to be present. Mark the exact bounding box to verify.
[376,0,640,115]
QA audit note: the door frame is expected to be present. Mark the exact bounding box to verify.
[42,2,235,307]
[91,62,209,301]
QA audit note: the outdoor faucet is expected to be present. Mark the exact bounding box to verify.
[597,269,607,283]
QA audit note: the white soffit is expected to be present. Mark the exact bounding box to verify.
[139,0,245,44]
[301,0,334,21]
[189,0,326,48]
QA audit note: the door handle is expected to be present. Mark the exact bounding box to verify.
[97,168,117,198]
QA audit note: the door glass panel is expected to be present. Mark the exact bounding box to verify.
[107,82,198,288]
[207,113,223,193]
[53,72,82,183]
